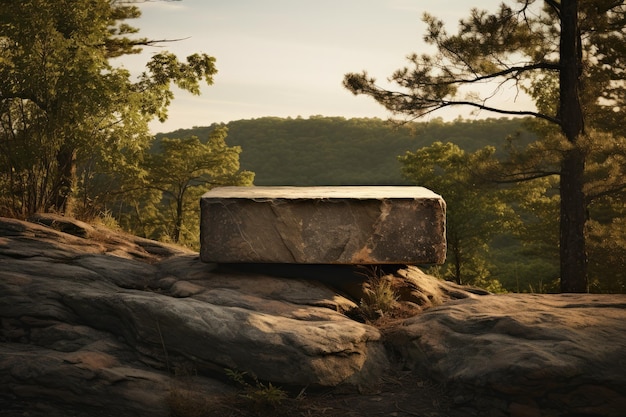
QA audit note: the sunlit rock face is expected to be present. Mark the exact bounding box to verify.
[200,186,446,264]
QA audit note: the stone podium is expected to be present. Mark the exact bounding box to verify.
[200,186,446,264]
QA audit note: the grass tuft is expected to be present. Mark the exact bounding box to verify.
[358,266,399,321]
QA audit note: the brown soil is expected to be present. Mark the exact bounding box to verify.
[178,368,479,417]
[291,372,457,417]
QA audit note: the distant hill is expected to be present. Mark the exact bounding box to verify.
[156,116,536,186]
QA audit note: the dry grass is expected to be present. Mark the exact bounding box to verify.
[168,367,307,417]
[356,266,403,321]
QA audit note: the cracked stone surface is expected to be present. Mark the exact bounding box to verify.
[200,186,446,264]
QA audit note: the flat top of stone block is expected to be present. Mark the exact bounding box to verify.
[202,186,442,200]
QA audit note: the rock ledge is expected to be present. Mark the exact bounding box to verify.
[1,215,625,417]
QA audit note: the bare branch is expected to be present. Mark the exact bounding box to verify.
[544,0,561,18]
[488,170,561,184]
[436,62,560,87]
[587,183,626,202]
[125,37,191,46]
[384,90,561,125]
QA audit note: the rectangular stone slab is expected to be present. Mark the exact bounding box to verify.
[200,186,446,264]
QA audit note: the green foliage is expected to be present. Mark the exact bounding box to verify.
[157,116,535,186]
[225,368,248,387]
[0,0,217,217]
[116,127,253,248]
[344,1,626,292]
[399,141,517,287]
[587,220,626,293]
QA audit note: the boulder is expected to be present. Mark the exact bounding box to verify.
[200,186,446,264]
[387,294,626,416]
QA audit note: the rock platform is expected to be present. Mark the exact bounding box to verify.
[1,215,626,417]
[200,186,446,264]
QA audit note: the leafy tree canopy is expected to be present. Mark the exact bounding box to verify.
[142,127,254,244]
[400,141,516,288]
[0,0,217,217]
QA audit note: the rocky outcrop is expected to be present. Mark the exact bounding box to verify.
[0,218,376,404]
[387,294,626,416]
[1,214,625,416]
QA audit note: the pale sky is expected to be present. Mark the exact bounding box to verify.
[115,0,533,134]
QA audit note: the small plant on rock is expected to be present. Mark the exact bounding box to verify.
[95,209,122,231]
[225,368,288,409]
[358,266,399,320]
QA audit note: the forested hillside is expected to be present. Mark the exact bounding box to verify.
[157,116,535,186]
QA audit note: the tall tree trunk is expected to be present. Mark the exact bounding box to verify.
[559,0,588,292]
[174,190,184,243]
[454,253,462,285]
[450,236,462,285]
[52,145,77,216]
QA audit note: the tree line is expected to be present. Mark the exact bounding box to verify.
[159,116,535,186]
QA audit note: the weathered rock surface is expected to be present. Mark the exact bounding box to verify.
[388,294,626,416]
[200,186,446,264]
[1,215,625,417]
